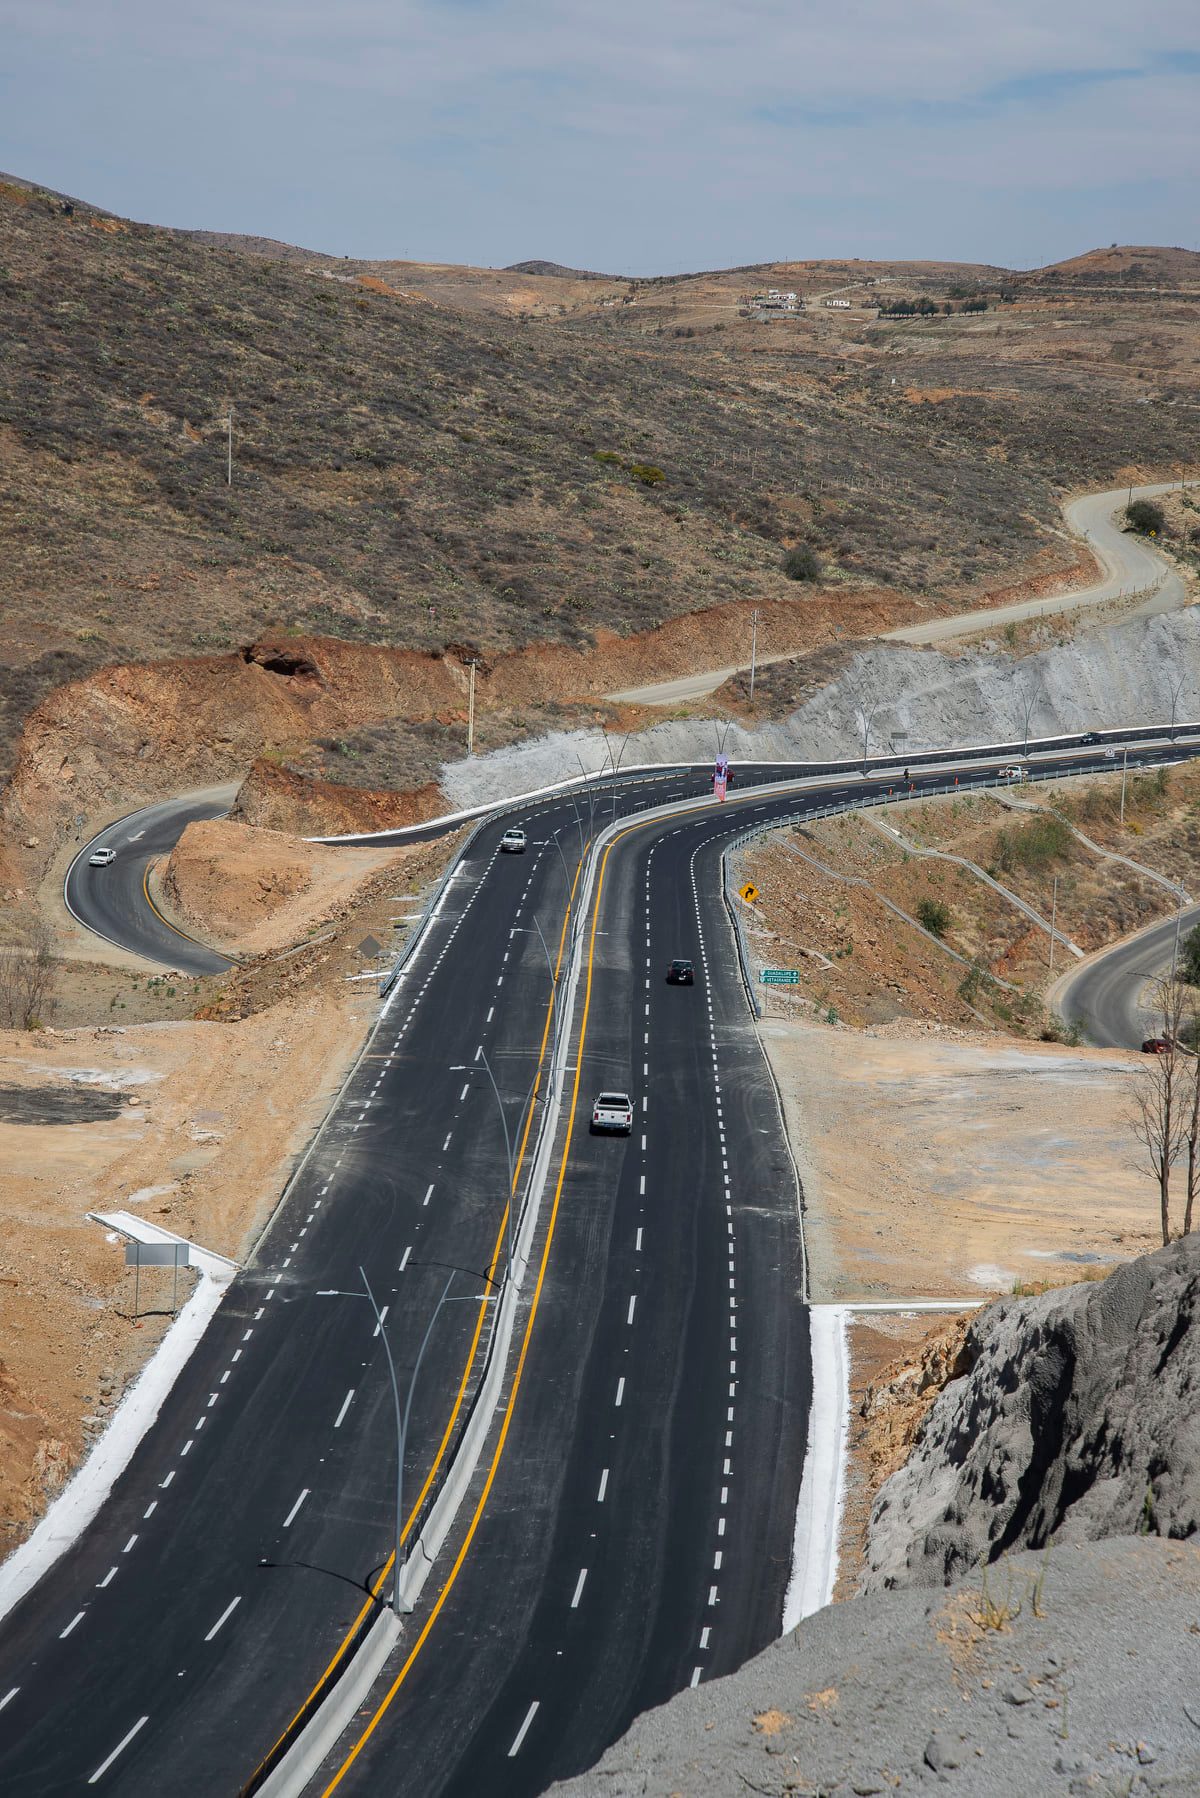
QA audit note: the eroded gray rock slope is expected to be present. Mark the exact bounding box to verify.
[551,1246,1200,1795]
[551,1539,1200,1797]
[444,606,1200,810]
[865,1236,1200,1592]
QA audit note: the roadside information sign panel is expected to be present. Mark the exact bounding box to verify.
[761,968,800,985]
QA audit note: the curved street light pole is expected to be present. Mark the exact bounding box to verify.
[315,1265,456,1616]
[450,1048,516,1279]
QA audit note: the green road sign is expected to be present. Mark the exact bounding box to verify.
[761,968,800,985]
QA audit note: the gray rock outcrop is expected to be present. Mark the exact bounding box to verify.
[865,1236,1200,1593]
[551,1538,1200,1797]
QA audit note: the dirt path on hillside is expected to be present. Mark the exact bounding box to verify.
[609,480,1191,704]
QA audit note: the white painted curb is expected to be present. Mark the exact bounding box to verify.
[0,1275,226,1624]
[783,1303,849,1628]
[254,1610,401,1798]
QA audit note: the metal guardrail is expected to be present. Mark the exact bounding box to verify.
[718,746,1197,1013]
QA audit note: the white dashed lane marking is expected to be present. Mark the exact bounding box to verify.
[204,1596,241,1642]
[87,1716,149,1785]
[508,1701,540,1758]
[283,1489,310,1528]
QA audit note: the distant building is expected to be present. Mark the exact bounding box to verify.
[748,288,802,315]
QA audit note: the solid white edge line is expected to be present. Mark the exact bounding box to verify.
[508,1700,540,1757]
[88,1715,149,1784]
[782,1304,849,1628]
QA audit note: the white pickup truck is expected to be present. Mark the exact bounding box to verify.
[590,1091,634,1135]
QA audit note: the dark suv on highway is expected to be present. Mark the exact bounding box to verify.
[665,958,695,985]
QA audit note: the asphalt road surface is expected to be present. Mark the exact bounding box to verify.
[65,789,239,974]
[1056,902,1200,1049]
[4,741,1197,1796]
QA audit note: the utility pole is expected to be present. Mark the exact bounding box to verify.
[1049,875,1058,973]
[1169,672,1186,741]
[1120,744,1128,826]
[749,609,760,704]
[466,659,478,755]
[226,407,233,487]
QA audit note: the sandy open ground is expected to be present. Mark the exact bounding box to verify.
[0,823,456,1548]
[758,1015,1160,1592]
[763,1016,1154,1300]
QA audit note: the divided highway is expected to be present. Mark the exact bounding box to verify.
[5,737,1199,1795]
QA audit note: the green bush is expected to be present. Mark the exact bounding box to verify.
[993,814,1072,873]
[1178,923,1200,987]
[782,544,821,582]
[629,463,666,486]
[916,897,952,937]
[1125,498,1165,536]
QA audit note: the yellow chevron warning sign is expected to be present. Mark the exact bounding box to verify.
[739,882,759,903]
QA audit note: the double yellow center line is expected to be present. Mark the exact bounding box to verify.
[248,849,583,1787]
[320,819,639,1791]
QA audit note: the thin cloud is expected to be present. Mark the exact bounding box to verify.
[2,0,1197,268]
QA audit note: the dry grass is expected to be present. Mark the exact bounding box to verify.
[3,182,1198,785]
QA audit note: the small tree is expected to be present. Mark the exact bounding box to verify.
[0,922,56,1030]
[1131,978,1188,1244]
[1125,499,1165,536]
[916,897,952,938]
[1177,922,1200,988]
[783,544,821,582]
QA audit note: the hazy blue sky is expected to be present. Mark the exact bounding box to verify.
[2,2,1197,272]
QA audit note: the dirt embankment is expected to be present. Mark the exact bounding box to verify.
[0,636,472,882]
[736,759,1197,1037]
[229,758,446,838]
[0,517,1097,894]
[0,817,458,1537]
[160,818,414,956]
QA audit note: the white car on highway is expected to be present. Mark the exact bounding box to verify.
[590,1092,633,1135]
[997,765,1026,783]
[500,826,527,854]
[88,846,116,867]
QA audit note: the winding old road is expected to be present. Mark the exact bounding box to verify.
[608,480,1191,706]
